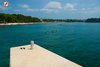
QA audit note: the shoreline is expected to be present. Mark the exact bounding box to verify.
[0,23,37,26]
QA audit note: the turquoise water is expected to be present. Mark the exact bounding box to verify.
[0,22,100,67]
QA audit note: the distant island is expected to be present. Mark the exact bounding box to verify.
[0,13,100,25]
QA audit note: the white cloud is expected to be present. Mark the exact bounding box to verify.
[14,9,21,12]
[0,5,8,10]
[64,3,76,11]
[44,1,62,9]
[17,2,77,13]
[80,7,100,14]
[81,8,86,11]
[18,4,35,12]
[19,4,29,9]
[42,1,62,13]
[26,8,34,11]
[41,8,59,13]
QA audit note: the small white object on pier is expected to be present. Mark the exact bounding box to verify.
[10,44,82,67]
[30,41,34,50]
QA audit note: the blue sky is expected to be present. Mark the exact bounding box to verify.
[0,0,100,19]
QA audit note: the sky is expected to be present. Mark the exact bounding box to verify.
[0,0,100,19]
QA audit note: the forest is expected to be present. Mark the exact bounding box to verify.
[0,13,100,23]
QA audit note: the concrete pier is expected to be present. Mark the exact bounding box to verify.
[10,44,82,67]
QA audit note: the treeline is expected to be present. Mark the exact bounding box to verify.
[85,18,100,22]
[43,18,100,22]
[0,13,100,23]
[43,19,84,22]
[0,13,41,23]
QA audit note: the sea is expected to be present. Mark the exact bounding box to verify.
[0,22,100,67]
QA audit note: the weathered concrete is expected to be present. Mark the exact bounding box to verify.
[10,44,82,67]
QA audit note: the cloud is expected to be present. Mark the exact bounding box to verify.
[19,4,29,9]
[14,9,21,12]
[16,2,76,13]
[26,8,34,11]
[18,4,35,12]
[44,1,62,9]
[80,7,100,14]
[42,1,62,13]
[0,5,8,10]
[42,2,77,13]
[64,3,76,11]
[17,2,61,13]
[41,8,59,13]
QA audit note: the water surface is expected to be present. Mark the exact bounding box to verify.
[0,22,100,67]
